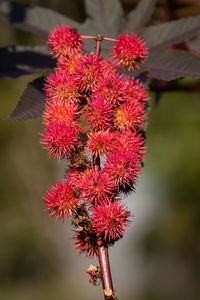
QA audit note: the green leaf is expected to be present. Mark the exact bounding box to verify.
[126,0,156,33]
[141,14,200,49]
[143,49,200,80]
[7,76,46,120]
[0,1,81,39]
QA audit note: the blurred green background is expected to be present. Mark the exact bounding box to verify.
[0,1,200,299]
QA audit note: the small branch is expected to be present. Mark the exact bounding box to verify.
[81,35,117,43]
[81,35,97,40]
[95,35,103,57]
[103,37,117,43]
[98,243,115,299]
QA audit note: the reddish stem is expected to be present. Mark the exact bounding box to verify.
[95,35,103,57]
[91,36,116,300]
[93,154,115,299]
[81,35,117,43]
[98,244,115,299]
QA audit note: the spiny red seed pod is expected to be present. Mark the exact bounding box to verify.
[48,24,84,57]
[114,100,146,130]
[45,70,80,103]
[104,150,141,188]
[90,199,131,241]
[92,72,127,106]
[87,130,117,158]
[124,77,149,104]
[66,166,91,190]
[44,180,79,220]
[112,33,148,70]
[40,122,79,160]
[102,58,117,75]
[79,168,116,205]
[73,53,103,92]
[84,96,114,131]
[42,100,79,127]
[57,52,82,73]
[73,231,98,258]
[116,130,146,160]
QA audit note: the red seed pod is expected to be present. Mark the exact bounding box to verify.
[111,32,148,70]
[90,199,132,241]
[48,24,84,57]
[40,122,79,160]
[44,180,79,220]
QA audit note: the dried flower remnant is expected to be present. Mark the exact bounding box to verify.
[86,264,101,285]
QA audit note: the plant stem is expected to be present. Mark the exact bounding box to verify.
[93,153,116,299]
[95,35,103,57]
[92,36,116,300]
[81,35,117,43]
[98,244,115,299]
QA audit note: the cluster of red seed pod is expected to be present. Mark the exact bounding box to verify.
[40,24,149,258]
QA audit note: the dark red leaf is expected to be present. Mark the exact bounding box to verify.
[7,76,46,121]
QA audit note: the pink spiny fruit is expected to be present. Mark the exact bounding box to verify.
[66,166,91,190]
[91,72,127,106]
[73,53,104,91]
[84,96,114,131]
[114,100,146,130]
[87,130,117,158]
[73,230,98,258]
[104,150,141,189]
[42,99,79,127]
[57,52,82,73]
[90,199,131,241]
[125,77,149,104]
[45,70,80,103]
[40,122,79,160]
[48,24,84,57]
[112,32,148,70]
[44,180,79,220]
[79,168,116,205]
[115,130,146,160]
